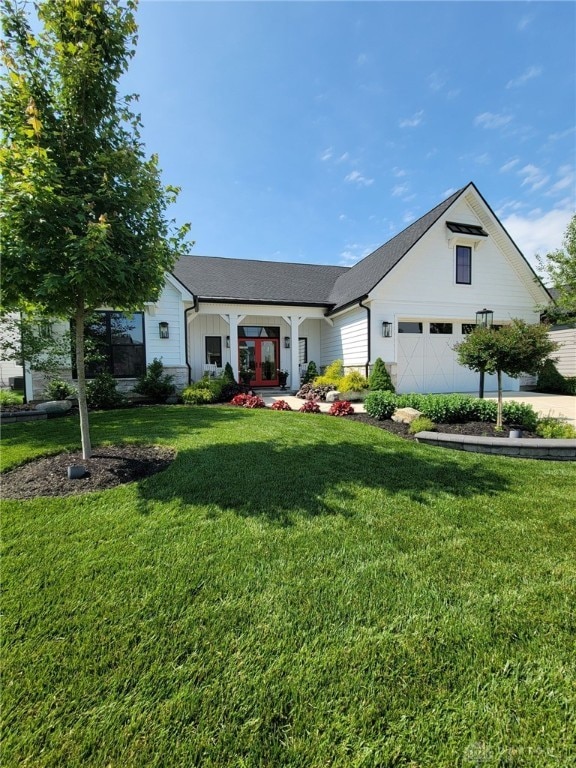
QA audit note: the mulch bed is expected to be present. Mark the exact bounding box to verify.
[347,414,538,440]
[1,445,175,500]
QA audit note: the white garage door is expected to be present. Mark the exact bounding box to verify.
[396,321,517,394]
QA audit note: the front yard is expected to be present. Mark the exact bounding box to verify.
[2,407,575,767]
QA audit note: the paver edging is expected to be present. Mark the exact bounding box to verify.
[415,431,576,460]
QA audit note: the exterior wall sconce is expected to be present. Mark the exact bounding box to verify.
[476,308,494,328]
[226,335,230,348]
[284,336,291,348]
[159,321,169,339]
[382,321,393,338]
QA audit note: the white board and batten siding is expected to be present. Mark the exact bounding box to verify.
[367,191,547,394]
[321,306,368,370]
[145,281,187,368]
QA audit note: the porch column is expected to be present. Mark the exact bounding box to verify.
[290,316,301,392]
[221,313,244,381]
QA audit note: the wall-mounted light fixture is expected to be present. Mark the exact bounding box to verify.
[284,336,291,348]
[226,335,230,348]
[381,321,393,338]
[475,308,494,328]
[159,321,169,339]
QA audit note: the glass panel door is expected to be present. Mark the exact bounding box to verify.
[239,340,257,385]
[259,340,278,384]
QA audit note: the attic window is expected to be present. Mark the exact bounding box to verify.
[446,222,488,237]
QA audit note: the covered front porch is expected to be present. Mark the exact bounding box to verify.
[185,303,330,390]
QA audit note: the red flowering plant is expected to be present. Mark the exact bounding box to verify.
[299,400,321,413]
[329,400,354,416]
[271,400,292,411]
[230,393,251,406]
[243,395,266,409]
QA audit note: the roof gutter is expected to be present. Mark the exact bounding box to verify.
[358,298,371,379]
[183,302,197,384]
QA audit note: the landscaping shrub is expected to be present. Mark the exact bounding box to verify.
[223,362,236,383]
[301,361,319,384]
[0,389,23,407]
[271,400,292,411]
[501,401,538,431]
[86,373,125,410]
[409,416,436,435]
[229,393,265,409]
[535,417,576,439]
[368,357,395,392]
[44,378,76,401]
[183,375,241,405]
[565,377,576,396]
[134,358,175,403]
[328,400,354,416]
[535,359,570,394]
[182,387,214,405]
[364,391,398,420]
[296,383,336,401]
[299,400,321,413]
[338,370,368,393]
[314,359,343,387]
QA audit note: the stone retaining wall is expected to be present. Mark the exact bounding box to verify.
[415,431,576,460]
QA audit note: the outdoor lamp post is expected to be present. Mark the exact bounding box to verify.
[475,308,493,398]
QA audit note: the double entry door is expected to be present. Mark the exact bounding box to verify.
[239,338,279,387]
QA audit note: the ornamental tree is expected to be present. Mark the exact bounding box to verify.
[537,214,576,323]
[454,320,557,428]
[0,0,191,458]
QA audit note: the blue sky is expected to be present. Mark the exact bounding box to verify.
[122,0,576,272]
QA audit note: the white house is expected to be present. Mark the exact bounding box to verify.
[23,182,552,399]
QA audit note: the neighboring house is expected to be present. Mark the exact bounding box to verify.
[545,289,576,378]
[0,313,23,389]
[23,182,552,398]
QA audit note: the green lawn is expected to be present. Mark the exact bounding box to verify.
[2,406,575,767]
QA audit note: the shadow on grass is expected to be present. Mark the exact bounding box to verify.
[0,406,246,465]
[137,437,510,525]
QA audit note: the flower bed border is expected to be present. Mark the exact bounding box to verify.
[415,431,576,461]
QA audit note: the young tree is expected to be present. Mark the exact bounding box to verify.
[368,357,395,392]
[537,214,576,322]
[0,0,191,458]
[454,320,558,428]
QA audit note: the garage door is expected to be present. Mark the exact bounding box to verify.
[396,321,516,394]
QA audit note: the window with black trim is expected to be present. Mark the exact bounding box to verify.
[430,323,453,334]
[298,338,308,365]
[462,323,476,334]
[398,322,423,334]
[74,311,145,378]
[456,245,472,284]
[205,336,222,366]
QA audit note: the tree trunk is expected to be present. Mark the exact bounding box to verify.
[74,305,92,459]
[497,368,503,429]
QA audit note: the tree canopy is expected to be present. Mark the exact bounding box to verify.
[454,320,557,427]
[538,214,576,323]
[0,0,191,457]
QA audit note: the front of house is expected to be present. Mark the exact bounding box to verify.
[23,182,551,399]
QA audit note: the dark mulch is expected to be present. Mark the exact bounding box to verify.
[347,414,538,440]
[2,445,176,500]
[0,403,38,414]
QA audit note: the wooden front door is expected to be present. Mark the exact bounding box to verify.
[239,338,279,387]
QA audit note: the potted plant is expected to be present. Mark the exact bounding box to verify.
[239,368,253,387]
[277,368,289,390]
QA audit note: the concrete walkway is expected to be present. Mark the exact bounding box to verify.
[260,390,575,424]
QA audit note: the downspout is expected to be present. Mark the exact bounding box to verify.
[184,297,199,384]
[358,298,371,379]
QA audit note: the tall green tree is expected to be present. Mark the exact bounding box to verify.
[454,320,557,428]
[537,214,576,322]
[0,0,191,458]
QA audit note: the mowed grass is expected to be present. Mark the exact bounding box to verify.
[1,406,575,768]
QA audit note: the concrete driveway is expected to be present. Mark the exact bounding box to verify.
[261,390,575,425]
[484,391,576,426]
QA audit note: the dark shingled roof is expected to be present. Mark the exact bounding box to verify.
[171,185,469,310]
[172,255,349,305]
[327,186,467,311]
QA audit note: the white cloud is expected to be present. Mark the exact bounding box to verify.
[427,70,447,92]
[339,243,375,266]
[320,147,333,162]
[518,163,550,191]
[345,170,374,187]
[517,15,533,31]
[403,211,415,224]
[500,157,520,173]
[474,112,513,130]
[392,183,409,197]
[443,187,458,198]
[357,53,368,66]
[399,110,424,128]
[336,152,350,164]
[502,207,573,271]
[549,127,576,142]
[506,66,542,89]
[547,165,575,195]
